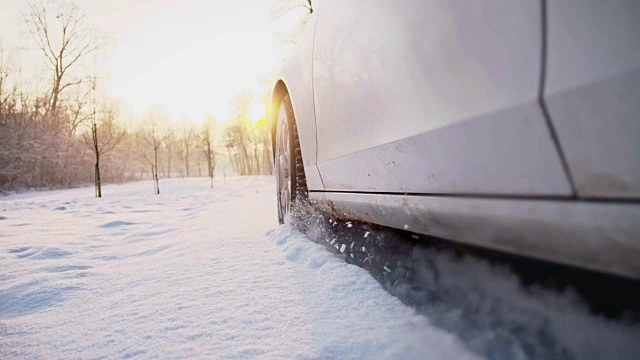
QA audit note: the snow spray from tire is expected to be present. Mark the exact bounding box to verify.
[289,204,640,360]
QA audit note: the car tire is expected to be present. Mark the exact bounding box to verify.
[275,94,308,225]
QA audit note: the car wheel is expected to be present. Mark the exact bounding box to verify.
[275,94,308,225]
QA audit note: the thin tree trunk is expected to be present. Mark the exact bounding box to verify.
[151,165,157,194]
[49,76,61,114]
[241,144,251,175]
[253,143,260,175]
[197,152,202,176]
[167,143,171,178]
[226,148,235,173]
[153,145,160,194]
[209,148,214,188]
[92,116,101,198]
[185,146,190,177]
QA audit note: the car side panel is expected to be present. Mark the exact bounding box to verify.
[276,11,323,191]
[310,191,640,279]
[544,0,640,199]
[316,103,571,195]
[312,0,572,195]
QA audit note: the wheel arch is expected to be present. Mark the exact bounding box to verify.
[270,72,324,191]
[270,79,290,163]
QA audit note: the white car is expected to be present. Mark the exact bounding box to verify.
[271,0,640,279]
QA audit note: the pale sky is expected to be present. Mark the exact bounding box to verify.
[0,0,283,122]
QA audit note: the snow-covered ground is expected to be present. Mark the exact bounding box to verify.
[1,177,638,359]
[1,177,476,359]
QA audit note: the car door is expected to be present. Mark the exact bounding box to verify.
[312,0,573,196]
[543,0,640,199]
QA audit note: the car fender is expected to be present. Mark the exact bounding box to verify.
[270,11,324,191]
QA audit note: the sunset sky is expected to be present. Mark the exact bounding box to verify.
[0,0,288,122]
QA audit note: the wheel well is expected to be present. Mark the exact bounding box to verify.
[270,80,289,162]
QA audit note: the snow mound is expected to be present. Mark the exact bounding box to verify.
[99,220,136,228]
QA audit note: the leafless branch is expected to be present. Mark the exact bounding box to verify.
[24,0,102,114]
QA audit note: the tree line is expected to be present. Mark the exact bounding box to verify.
[0,0,273,195]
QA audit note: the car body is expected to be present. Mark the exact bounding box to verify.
[270,0,640,279]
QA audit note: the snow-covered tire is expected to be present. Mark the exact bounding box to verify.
[275,94,308,225]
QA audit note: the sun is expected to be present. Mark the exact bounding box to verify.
[248,102,268,125]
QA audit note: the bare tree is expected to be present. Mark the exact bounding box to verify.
[250,126,261,174]
[147,128,161,194]
[0,45,22,126]
[66,85,91,136]
[149,131,161,194]
[24,0,101,115]
[200,116,217,188]
[82,98,125,197]
[224,120,252,175]
[135,112,164,194]
[255,117,274,175]
[1,2,138,193]
[0,46,20,188]
[0,45,10,118]
[179,119,195,177]
[223,90,276,176]
[226,91,256,175]
[163,127,175,178]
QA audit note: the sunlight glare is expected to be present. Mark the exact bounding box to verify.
[248,102,267,125]
[100,0,278,124]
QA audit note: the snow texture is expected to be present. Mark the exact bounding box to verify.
[0,177,477,359]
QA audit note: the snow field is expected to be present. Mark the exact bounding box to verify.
[1,177,476,359]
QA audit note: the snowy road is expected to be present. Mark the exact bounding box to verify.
[1,177,639,359]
